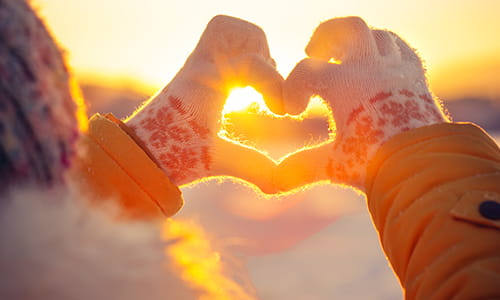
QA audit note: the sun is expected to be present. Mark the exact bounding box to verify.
[222,86,269,114]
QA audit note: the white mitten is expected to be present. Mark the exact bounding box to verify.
[279,17,447,192]
[126,16,284,192]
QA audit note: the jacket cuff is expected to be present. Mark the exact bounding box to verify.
[366,122,499,193]
[77,113,183,219]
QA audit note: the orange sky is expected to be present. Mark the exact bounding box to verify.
[35,0,500,100]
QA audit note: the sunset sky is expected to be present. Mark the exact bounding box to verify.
[35,0,500,100]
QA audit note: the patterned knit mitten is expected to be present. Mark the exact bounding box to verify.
[126,15,283,192]
[278,17,448,192]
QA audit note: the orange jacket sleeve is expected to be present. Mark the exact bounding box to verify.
[366,123,500,299]
[72,113,183,220]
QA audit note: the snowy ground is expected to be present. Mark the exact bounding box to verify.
[178,182,401,299]
[247,210,401,300]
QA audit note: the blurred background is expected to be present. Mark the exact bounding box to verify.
[35,0,500,299]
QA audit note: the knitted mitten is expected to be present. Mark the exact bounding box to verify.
[279,17,448,192]
[0,0,81,191]
[126,15,283,192]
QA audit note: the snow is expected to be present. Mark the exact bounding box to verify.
[177,180,401,299]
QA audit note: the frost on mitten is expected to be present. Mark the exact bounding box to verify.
[0,0,82,191]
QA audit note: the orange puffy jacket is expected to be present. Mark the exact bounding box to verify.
[366,123,500,299]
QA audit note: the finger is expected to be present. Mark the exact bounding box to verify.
[211,136,277,194]
[306,16,378,63]
[197,15,272,61]
[283,58,331,115]
[228,54,285,115]
[276,142,333,193]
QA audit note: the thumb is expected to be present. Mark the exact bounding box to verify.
[283,58,330,115]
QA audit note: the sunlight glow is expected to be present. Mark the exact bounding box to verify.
[222,86,267,114]
[70,76,88,132]
[219,92,336,164]
[164,219,255,300]
[328,58,342,64]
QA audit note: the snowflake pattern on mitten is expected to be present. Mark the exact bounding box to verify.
[129,95,212,183]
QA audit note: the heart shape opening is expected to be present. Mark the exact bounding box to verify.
[218,86,337,163]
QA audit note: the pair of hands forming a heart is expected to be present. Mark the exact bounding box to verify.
[126,15,447,194]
